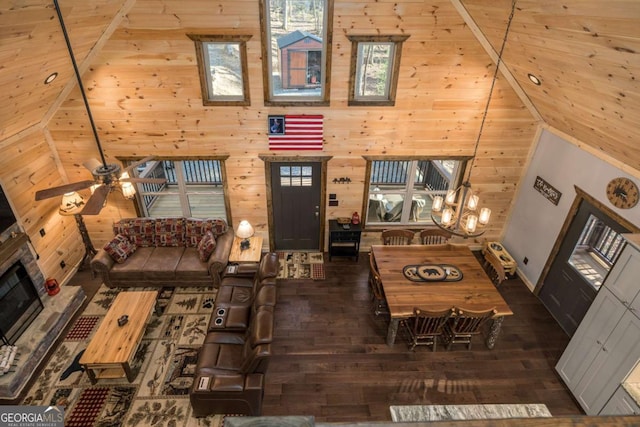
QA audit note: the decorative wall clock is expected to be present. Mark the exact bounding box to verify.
[606,177,639,209]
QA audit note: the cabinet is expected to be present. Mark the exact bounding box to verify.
[601,386,640,415]
[328,220,361,261]
[555,235,640,415]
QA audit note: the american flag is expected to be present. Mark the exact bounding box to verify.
[268,115,323,150]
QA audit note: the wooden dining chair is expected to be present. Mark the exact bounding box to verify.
[368,252,388,316]
[483,251,507,288]
[419,228,452,245]
[401,307,456,351]
[443,307,497,350]
[381,229,414,245]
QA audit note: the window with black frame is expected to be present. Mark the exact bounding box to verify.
[364,159,464,226]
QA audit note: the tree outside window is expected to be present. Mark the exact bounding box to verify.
[348,35,409,106]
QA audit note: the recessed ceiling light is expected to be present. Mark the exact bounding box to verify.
[44,72,58,84]
[527,73,541,85]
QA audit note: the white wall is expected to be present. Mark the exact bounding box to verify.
[503,129,640,290]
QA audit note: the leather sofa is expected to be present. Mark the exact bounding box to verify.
[190,252,278,417]
[91,217,234,288]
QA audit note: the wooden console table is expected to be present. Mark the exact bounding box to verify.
[80,291,157,384]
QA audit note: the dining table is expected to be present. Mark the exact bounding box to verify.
[371,243,514,348]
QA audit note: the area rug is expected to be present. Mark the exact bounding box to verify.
[277,252,325,280]
[21,284,225,427]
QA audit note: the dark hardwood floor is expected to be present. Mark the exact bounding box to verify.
[261,253,583,423]
[9,251,582,423]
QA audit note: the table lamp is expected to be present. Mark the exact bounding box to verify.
[236,220,254,250]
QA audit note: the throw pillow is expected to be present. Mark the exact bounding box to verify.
[197,231,216,262]
[104,234,137,263]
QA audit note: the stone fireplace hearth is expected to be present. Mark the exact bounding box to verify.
[0,231,85,400]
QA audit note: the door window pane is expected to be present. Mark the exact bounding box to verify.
[568,214,625,289]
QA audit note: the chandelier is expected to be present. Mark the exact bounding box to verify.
[431,0,516,238]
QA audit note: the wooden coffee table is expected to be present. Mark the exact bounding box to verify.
[80,290,157,384]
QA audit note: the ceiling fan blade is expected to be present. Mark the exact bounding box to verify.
[35,180,96,201]
[121,177,166,184]
[123,156,155,174]
[78,185,110,215]
[83,158,102,172]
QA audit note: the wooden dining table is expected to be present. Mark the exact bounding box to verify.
[371,244,514,348]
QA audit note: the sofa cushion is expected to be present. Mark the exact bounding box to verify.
[142,247,184,280]
[109,247,155,280]
[115,218,156,247]
[103,234,136,263]
[198,231,217,261]
[154,217,185,246]
[185,218,229,247]
[175,248,210,278]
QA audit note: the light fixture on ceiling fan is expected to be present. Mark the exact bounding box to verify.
[34,0,165,215]
[431,0,517,238]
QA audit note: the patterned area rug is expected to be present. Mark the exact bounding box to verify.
[22,285,225,427]
[277,252,325,280]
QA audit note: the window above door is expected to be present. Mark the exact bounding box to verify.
[260,0,333,106]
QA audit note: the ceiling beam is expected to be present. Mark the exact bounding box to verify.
[450,0,543,123]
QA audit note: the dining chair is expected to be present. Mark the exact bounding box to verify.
[483,251,507,288]
[401,306,456,351]
[381,229,415,245]
[418,228,452,245]
[368,252,388,316]
[443,307,498,350]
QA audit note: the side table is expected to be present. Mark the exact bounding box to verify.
[328,220,362,261]
[229,236,263,264]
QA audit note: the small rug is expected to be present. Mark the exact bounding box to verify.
[277,252,324,280]
[21,284,225,427]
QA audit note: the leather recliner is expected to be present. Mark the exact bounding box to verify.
[190,306,274,417]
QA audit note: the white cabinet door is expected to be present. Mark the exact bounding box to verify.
[573,311,640,415]
[556,287,625,390]
[606,245,640,309]
[600,386,640,415]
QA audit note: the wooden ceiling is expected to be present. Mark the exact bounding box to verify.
[2,0,640,172]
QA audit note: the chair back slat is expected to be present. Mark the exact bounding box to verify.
[419,228,452,245]
[483,251,507,287]
[444,307,497,350]
[381,229,415,245]
[403,306,455,351]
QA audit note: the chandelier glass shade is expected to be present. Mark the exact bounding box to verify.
[431,181,491,238]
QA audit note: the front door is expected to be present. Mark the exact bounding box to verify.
[539,199,629,336]
[270,162,322,250]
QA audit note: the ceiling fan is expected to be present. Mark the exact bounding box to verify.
[35,0,165,215]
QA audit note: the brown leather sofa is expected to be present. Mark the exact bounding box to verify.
[91,217,234,288]
[190,252,279,417]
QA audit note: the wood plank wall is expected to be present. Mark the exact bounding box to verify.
[28,0,537,263]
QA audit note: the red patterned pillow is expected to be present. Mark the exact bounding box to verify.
[114,218,155,247]
[197,231,216,262]
[104,234,137,263]
[154,217,185,246]
[186,218,229,247]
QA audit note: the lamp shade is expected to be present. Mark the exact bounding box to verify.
[60,191,85,214]
[236,220,254,239]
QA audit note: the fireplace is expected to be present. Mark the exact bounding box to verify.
[0,261,43,344]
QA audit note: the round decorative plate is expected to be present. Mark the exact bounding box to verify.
[417,265,447,281]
